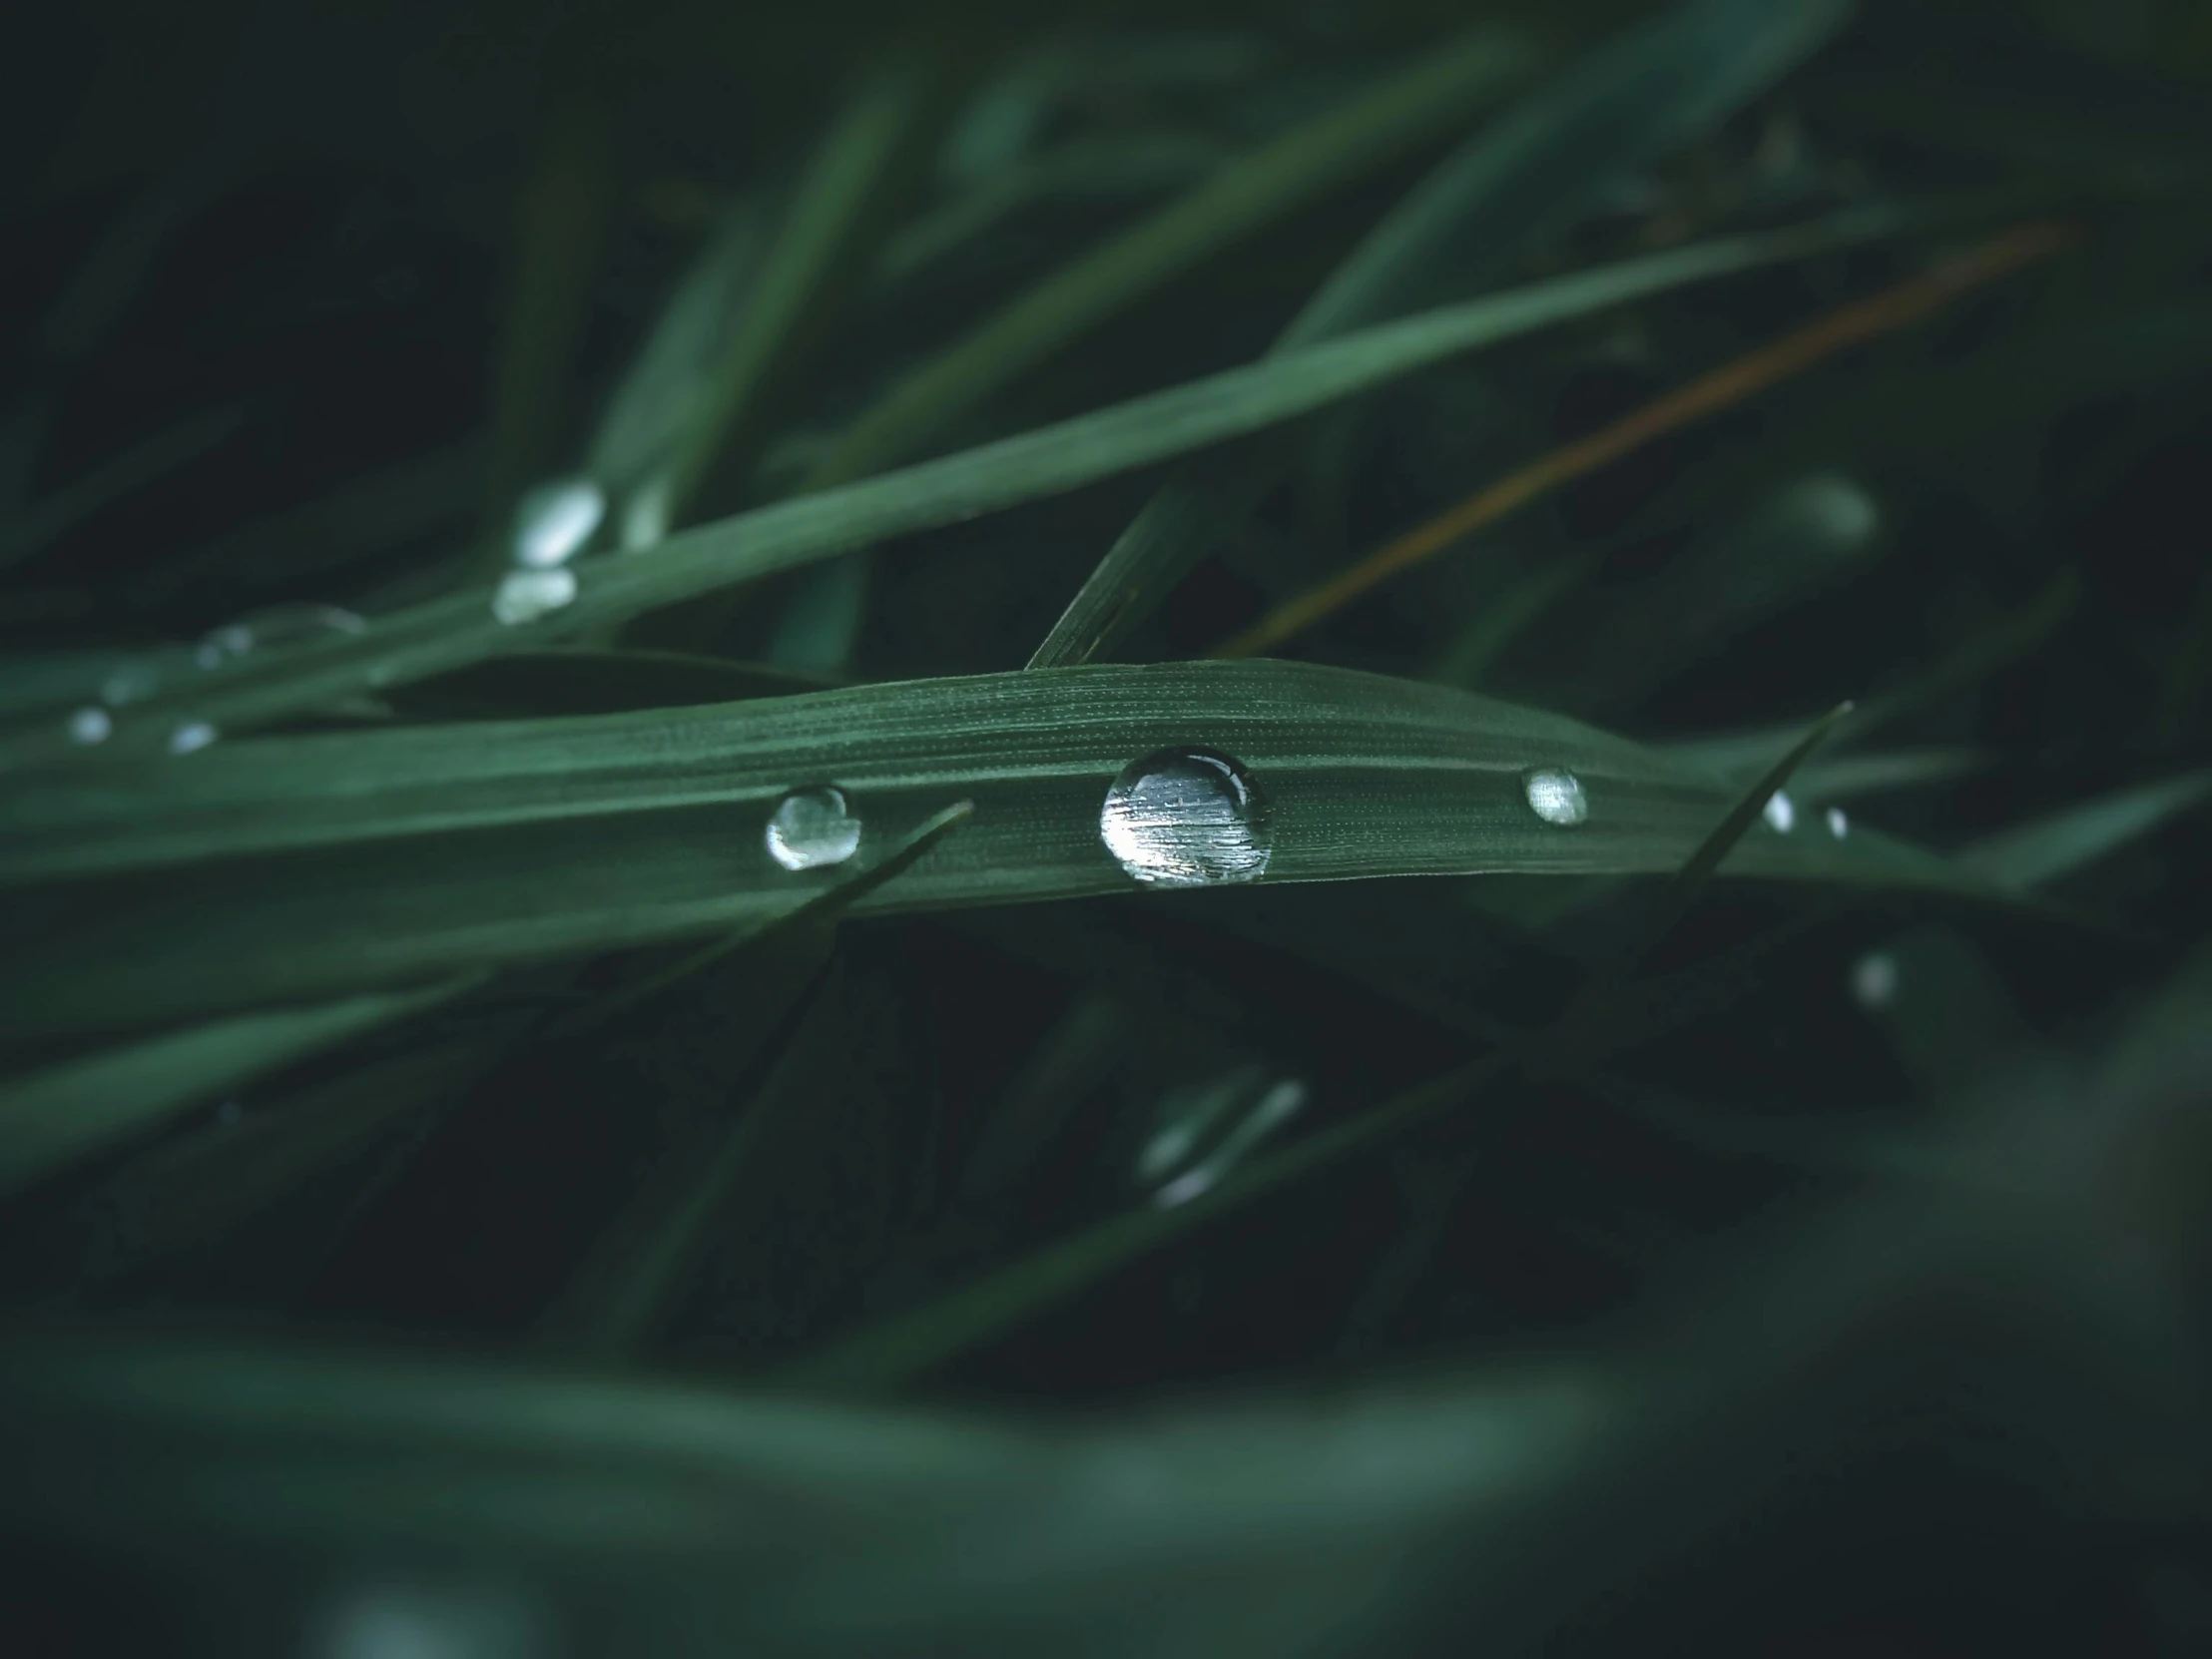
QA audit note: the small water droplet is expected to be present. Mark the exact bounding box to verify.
[492,567,578,626]
[198,604,366,667]
[620,476,673,552]
[512,477,606,568]
[1826,806,1850,839]
[1101,748,1273,888]
[1522,768,1588,827]
[1852,949,1898,1010]
[766,785,862,870]
[1794,471,1882,549]
[101,661,164,706]
[1763,790,1797,833]
[67,705,112,745]
[1154,1078,1307,1209]
[168,720,218,756]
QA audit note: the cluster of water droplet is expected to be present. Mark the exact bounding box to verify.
[493,476,604,626]
[1763,789,1850,840]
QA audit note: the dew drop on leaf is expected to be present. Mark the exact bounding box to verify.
[492,568,578,626]
[197,603,365,666]
[67,705,112,746]
[1852,949,1898,1009]
[1522,768,1588,827]
[512,477,606,569]
[1826,806,1850,839]
[168,720,219,756]
[766,785,862,871]
[1101,748,1273,888]
[1763,790,1797,832]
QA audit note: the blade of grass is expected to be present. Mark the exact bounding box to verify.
[0,661,1999,1041]
[1213,219,2079,658]
[0,976,479,1196]
[799,28,1543,493]
[1957,771,2212,890]
[0,199,1948,769]
[1030,0,1853,669]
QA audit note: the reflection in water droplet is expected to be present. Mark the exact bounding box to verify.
[1852,950,1898,1009]
[1763,790,1796,833]
[492,568,578,626]
[68,705,112,745]
[620,476,673,552]
[766,786,862,871]
[198,604,366,668]
[513,477,606,568]
[1522,768,1588,827]
[1101,748,1272,888]
[1154,1078,1307,1209]
[1826,806,1850,839]
[168,720,218,756]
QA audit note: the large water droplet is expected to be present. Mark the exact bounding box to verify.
[1522,768,1588,827]
[512,477,606,568]
[1851,949,1898,1010]
[67,705,112,745]
[196,603,366,668]
[1826,806,1850,839]
[492,567,578,626]
[1763,789,1797,833]
[766,785,862,870]
[168,720,218,756]
[1100,748,1273,888]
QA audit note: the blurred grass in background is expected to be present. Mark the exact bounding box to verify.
[1,0,2210,1652]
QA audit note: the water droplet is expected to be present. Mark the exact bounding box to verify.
[315,1580,549,1659]
[492,567,578,626]
[1763,790,1797,833]
[1101,748,1273,888]
[1522,768,1588,827]
[512,477,605,568]
[1851,949,1898,1010]
[197,604,366,667]
[1154,1078,1307,1209]
[1794,472,1882,549]
[100,661,164,706]
[67,705,112,745]
[168,720,218,756]
[766,785,861,871]
[620,476,673,552]
[1826,806,1850,839]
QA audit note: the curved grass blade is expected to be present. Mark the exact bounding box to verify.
[1029,0,1852,669]
[0,976,478,1197]
[0,201,1940,769]
[386,651,846,720]
[0,663,1995,1043]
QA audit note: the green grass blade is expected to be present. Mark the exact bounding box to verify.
[0,663,1994,1041]
[1027,0,1852,670]
[800,28,1542,492]
[0,202,1939,768]
[1957,771,2212,889]
[0,976,477,1195]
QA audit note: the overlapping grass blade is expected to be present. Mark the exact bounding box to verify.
[0,200,1938,768]
[0,661,1994,1042]
[1029,0,1852,668]
[0,976,477,1195]
[1958,771,2212,889]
